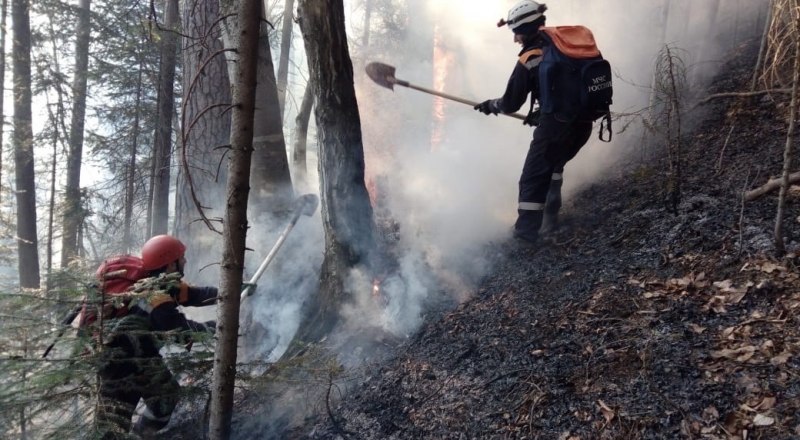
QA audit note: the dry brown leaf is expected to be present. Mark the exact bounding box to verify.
[722,326,736,338]
[759,262,784,273]
[597,400,615,423]
[713,279,734,290]
[705,296,728,314]
[711,346,756,362]
[753,413,775,426]
[688,323,707,334]
[757,396,777,411]
[770,351,792,366]
[643,291,662,299]
[627,278,644,287]
[703,405,720,422]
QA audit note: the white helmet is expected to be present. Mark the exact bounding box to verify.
[506,1,547,31]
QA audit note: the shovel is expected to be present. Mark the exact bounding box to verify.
[365,61,527,121]
[240,194,319,299]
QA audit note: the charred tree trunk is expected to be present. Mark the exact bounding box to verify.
[150,0,180,236]
[176,0,232,278]
[209,0,260,437]
[292,79,314,187]
[249,17,294,216]
[61,0,91,267]
[288,0,379,351]
[12,0,39,288]
[276,0,294,116]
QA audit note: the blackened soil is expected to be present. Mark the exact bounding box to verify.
[300,38,800,440]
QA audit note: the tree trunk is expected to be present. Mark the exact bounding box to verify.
[175,0,232,279]
[47,121,58,279]
[0,0,7,207]
[774,5,800,256]
[12,0,39,288]
[292,79,314,188]
[248,18,294,217]
[276,0,294,116]
[150,0,180,236]
[208,0,260,437]
[60,0,91,267]
[752,0,775,91]
[124,52,145,253]
[288,0,379,350]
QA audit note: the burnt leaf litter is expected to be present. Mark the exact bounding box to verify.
[298,39,800,440]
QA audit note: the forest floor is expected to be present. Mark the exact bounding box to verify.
[288,38,800,440]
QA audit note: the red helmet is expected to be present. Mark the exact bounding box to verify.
[141,235,186,271]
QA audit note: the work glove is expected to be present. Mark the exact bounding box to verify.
[523,109,541,127]
[474,99,498,115]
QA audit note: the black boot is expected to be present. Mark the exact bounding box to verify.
[513,210,544,247]
[541,178,562,234]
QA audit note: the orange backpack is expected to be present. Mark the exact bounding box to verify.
[78,255,149,328]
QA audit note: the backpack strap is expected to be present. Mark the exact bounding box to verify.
[598,111,612,142]
[518,49,543,70]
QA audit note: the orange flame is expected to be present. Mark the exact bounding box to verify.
[432,24,454,152]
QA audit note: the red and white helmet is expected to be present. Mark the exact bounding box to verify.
[506,1,547,31]
[141,234,186,271]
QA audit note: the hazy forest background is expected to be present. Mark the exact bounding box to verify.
[0,0,793,438]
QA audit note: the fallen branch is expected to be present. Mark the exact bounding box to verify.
[744,171,800,201]
[695,88,791,107]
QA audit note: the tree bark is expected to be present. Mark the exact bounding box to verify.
[150,0,180,236]
[208,0,260,437]
[124,51,145,253]
[288,0,379,350]
[745,171,800,201]
[61,0,91,267]
[774,5,800,256]
[175,0,232,278]
[12,0,39,288]
[249,17,294,216]
[751,0,775,91]
[292,79,314,188]
[276,0,294,116]
[0,0,7,207]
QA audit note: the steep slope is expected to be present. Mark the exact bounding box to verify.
[301,39,800,439]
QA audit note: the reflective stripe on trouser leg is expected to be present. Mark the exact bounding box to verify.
[518,202,545,211]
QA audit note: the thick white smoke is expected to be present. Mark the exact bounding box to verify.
[185,0,767,364]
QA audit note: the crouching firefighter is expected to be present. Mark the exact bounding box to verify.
[92,234,218,439]
[474,0,612,246]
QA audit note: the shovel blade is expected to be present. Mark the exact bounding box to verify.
[366,62,398,90]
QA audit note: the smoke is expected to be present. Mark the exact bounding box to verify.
[178,0,770,361]
[344,0,768,341]
[185,2,771,429]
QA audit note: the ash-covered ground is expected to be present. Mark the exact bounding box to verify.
[293,38,800,440]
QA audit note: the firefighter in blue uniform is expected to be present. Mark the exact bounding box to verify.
[95,234,218,438]
[475,0,594,246]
